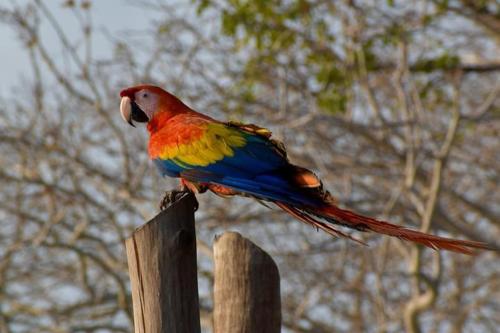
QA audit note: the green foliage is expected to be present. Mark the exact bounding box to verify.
[435,0,449,13]
[359,40,378,70]
[196,0,464,114]
[195,0,211,15]
[317,88,348,114]
[413,53,460,72]
[197,0,352,113]
[382,22,407,46]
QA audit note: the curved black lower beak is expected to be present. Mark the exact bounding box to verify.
[130,100,149,125]
[121,96,149,127]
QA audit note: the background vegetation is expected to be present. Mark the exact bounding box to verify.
[0,0,498,332]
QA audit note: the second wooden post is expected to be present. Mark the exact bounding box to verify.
[213,232,281,333]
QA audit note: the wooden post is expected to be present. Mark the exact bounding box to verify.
[213,232,281,333]
[125,193,201,333]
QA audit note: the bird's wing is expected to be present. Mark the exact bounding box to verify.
[152,117,323,206]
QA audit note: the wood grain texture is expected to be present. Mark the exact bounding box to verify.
[213,232,281,333]
[125,193,201,333]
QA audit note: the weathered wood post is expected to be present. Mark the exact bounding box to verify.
[125,193,201,333]
[213,232,281,333]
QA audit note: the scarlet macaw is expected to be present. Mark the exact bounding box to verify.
[119,84,489,254]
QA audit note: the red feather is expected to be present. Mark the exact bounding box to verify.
[314,204,491,255]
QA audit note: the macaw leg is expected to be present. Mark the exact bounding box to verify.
[159,190,194,211]
[159,179,204,211]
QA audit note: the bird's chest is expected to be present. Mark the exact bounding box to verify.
[148,119,207,178]
[148,122,205,160]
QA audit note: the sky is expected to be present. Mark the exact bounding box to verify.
[0,0,154,94]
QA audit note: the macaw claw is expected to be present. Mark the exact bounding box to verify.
[159,189,199,212]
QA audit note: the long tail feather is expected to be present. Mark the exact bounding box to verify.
[276,203,367,246]
[314,205,491,255]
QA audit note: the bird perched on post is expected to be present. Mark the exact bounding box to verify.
[120,84,491,254]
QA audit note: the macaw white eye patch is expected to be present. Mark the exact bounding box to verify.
[134,89,158,118]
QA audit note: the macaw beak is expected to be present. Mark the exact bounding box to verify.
[120,96,149,127]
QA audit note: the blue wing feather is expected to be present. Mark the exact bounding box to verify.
[153,128,321,207]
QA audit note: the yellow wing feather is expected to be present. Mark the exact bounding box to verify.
[158,123,247,167]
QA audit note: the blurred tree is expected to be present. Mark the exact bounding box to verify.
[0,0,498,332]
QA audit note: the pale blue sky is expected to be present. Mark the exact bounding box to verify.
[0,0,156,93]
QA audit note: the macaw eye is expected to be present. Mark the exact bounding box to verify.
[142,92,148,98]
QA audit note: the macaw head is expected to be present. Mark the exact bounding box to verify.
[119,84,188,127]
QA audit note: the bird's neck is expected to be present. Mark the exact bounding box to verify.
[147,112,170,134]
[147,108,191,134]
[147,94,194,134]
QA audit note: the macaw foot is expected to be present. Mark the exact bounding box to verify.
[159,189,199,212]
